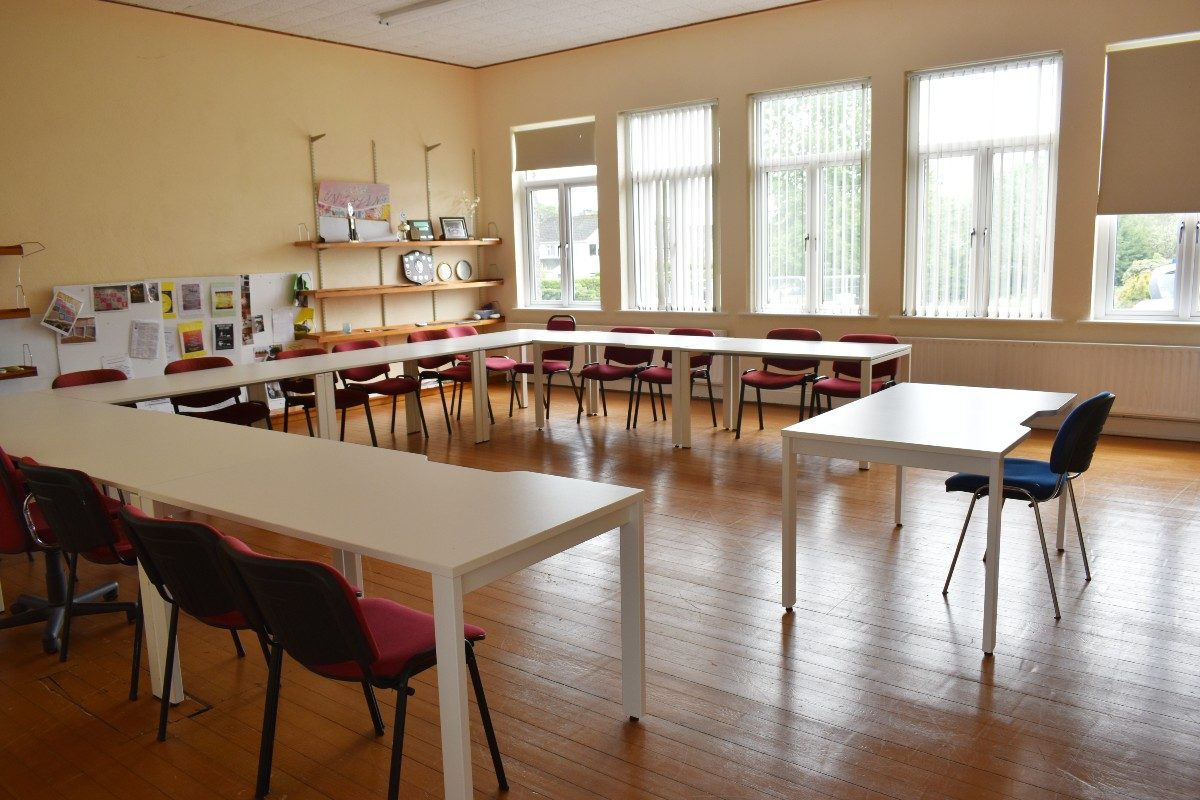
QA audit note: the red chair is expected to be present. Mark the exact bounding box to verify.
[164,356,272,428]
[809,333,901,415]
[52,368,128,388]
[736,328,823,439]
[329,340,427,439]
[446,324,513,420]
[20,463,142,700]
[219,537,507,800]
[408,328,475,434]
[577,326,656,428]
[632,328,717,430]
[509,314,579,417]
[276,347,379,446]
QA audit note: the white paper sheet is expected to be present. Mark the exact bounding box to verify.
[129,320,162,360]
[271,308,296,343]
[100,354,134,378]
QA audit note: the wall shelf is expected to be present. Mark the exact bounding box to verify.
[0,308,31,320]
[301,315,504,345]
[293,238,502,250]
[0,245,27,257]
[0,365,37,381]
[299,278,502,302]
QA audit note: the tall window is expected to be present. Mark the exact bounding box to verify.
[523,166,600,307]
[904,54,1062,319]
[752,80,870,314]
[1094,214,1200,319]
[623,102,717,312]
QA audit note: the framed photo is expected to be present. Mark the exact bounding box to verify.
[439,217,469,240]
[408,219,435,241]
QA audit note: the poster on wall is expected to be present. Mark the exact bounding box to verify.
[214,322,234,351]
[40,289,84,335]
[93,284,130,312]
[146,282,160,302]
[161,283,176,319]
[130,283,147,304]
[316,180,392,242]
[61,316,97,344]
[180,282,203,317]
[240,274,253,344]
[178,320,206,359]
[211,282,235,317]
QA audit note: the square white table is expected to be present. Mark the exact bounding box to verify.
[780,383,1074,654]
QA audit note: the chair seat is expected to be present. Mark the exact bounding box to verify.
[283,387,370,410]
[513,360,571,375]
[945,458,1062,502]
[343,376,419,397]
[312,598,486,681]
[198,609,253,629]
[580,363,640,381]
[180,401,270,426]
[741,369,810,390]
[812,376,889,398]
[423,365,472,382]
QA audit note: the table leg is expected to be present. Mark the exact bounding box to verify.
[331,549,363,591]
[432,574,473,799]
[472,348,489,444]
[1056,492,1067,551]
[131,494,184,704]
[518,344,529,411]
[722,355,738,430]
[313,372,338,440]
[586,344,599,415]
[533,343,546,430]
[782,438,797,611]
[895,465,905,526]
[671,347,690,448]
[620,502,646,719]
[982,461,1003,654]
[858,366,872,470]
[399,361,422,435]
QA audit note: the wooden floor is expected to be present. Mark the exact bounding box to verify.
[2,388,1198,800]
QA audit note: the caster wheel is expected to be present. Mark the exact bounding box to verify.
[10,602,28,614]
[104,588,119,602]
[42,638,60,655]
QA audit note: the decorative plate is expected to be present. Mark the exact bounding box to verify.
[436,262,453,282]
[402,250,434,284]
[455,259,473,281]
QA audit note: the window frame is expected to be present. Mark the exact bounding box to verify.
[1093,213,1200,321]
[520,170,600,309]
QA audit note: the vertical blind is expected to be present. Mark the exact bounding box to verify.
[624,102,716,312]
[906,54,1061,319]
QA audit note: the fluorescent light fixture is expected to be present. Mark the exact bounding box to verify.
[378,0,458,25]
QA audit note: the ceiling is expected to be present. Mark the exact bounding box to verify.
[112,0,811,68]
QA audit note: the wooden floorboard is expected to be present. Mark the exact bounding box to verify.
[2,386,1197,799]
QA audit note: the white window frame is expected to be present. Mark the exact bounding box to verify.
[903,54,1062,319]
[521,172,600,308]
[621,101,718,312]
[1093,214,1200,321]
[751,80,871,314]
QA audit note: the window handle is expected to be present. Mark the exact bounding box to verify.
[1194,221,1198,246]
[804,234,811,251]
[1178,221,1186,244]
[970,227,977,240]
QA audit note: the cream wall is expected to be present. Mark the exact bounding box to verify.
[475,0,1200,348]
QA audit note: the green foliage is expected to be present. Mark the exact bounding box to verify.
[1114,262,1152,307]
[1115,216,1177,285]
[539,275,600,303]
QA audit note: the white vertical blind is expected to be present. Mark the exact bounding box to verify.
[624,102,716,312]
[906,54,1061,319]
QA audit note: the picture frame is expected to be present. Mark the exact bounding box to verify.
[439,216,469,240]
[407,219,435,241]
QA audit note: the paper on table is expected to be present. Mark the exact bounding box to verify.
[130,320,161,360]
[271,308,296,343]
[100,354,133,378]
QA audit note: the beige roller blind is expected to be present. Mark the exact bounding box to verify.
[514,122,595,171]
[1098,36,1200,214]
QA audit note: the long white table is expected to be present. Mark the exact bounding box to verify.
[0,390,644,798]
[780,383,1074,655]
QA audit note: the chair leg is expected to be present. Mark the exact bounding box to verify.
[339,407,347,441]
[302,407,314,437]
[59,554,78,663]
[798,382,808,422]
[386,681,412,800]
[158,604,180,741]
[1031,501,1062,620]
[508,376,517,417]
[256,643,285,799]
[230,628,246,658]
[599,382,608,416]
[943,492,980,594]
[362,681,385,736]
[364,401,378,447]
[705,372,716,427]
[414,392,429,438]
[466,641,508,790]
[1067,481,1092,581]
[735,380,747,439]
[576,377,587,424]
[544,373,554,416]
[565,372,580,416]
[658,381,668,420]
[282,401,290,433]
[755,388,765,431]
[390,395,398,434]
[128,591,143,702]
[455,381,465,420]
[435,381,452,435]
[625,379,637,430]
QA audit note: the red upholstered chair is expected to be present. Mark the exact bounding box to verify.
[277,347,379,446]
[164,356,272,428]
[736,328,823,439]
[632,328,717,430]
[445,324,512,420]
[509,314,579,417]
[808,333,900,415]
[219,537,507,800]
[329,340,427,439]
[407,328,475,434]
[577,326,656,428]
[117,507,267,740]
[52,368,128,388]
[20,463,142,699]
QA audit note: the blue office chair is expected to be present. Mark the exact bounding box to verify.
[942,391,1115,619]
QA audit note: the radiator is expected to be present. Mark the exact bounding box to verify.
[905,337,1200,422]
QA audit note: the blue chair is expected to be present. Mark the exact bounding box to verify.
[942,391,1115,619]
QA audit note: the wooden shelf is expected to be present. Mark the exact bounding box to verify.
[1,245,27,256]
[293,238,502,250]
[0,365,37,381]
[0,308,31,320]
[299,278,502,301]
[301,316,504,346]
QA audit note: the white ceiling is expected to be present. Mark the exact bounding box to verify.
[113,0,810,68]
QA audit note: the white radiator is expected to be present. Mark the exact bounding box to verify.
[905,337,1200,422]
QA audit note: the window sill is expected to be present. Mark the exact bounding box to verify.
[888,315,1065,323]
[513,305,601,313]
[742,311,878,319]
[620,309,723,315]
[1082,317,1200,325]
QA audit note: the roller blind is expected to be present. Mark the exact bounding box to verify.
[1098,36,1200,214]
[514,122,595,172]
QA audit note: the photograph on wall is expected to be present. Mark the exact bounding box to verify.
[241,274,253,344]
[61,316,97,344]
[161,282,176,319]
[92,284,131,312]
[146,282,160,302]
[40,289,84,335]
[178,320,207,359]
[180,281,203,316]
[252,314,265,334]
[214,322,234,351]
[211,281,235,317]
[316,180,392,242]
[130,282,147,304]
[129,320,161,360]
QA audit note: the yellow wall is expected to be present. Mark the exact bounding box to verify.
[475,0,1200,347]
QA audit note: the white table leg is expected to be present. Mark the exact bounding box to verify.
[533,343,546,430]
[1056,491,1068,552]
[313,372,338,440]
[131,494,184,704]
[585,344,599,415]
[432,574,473,799]
[895,465,905,526]
[858,365,872,470]
[518,344,529,411]
[722,354,738,430]
[398,360,422,435]
[782,438,797,610]
[472,348,489,444]
[247,382,271,429]
[982,461,1003,654]
[671,347,690,448]
[620,502,646,719]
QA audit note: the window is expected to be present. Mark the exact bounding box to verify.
[523,166,600,307]
[622,101,717,312]
[904,54,1062,318]
[1094,214,1200,319]
[752,80,870,314]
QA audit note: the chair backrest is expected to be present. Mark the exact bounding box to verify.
[273,347,325,393]
[0,446,32,556]
[543,314,576,364]
[20,463,123,562]
[118,507,247,620]
[52,369,128,389]
[604,326,655,367]
[762,328,822,373]
[164,356,241,410]
[1049,392,1116,476]
[830,333,900,380]
[331,340,390,384]
[663,327,715,369]
[220,538,378,678]
[408,328,455,370]
[446,325,478,363]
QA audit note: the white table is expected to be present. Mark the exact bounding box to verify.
[0,390,644,798]
[780,383,1074,654]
